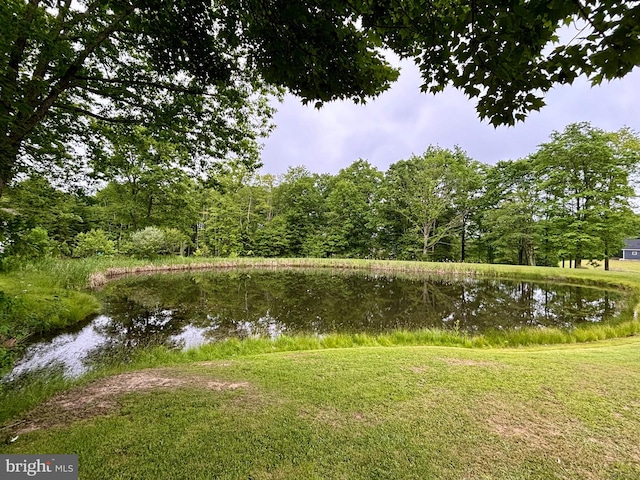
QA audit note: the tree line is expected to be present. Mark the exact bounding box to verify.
[1,122,639,270]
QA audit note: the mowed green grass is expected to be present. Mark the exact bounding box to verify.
[2,338,639,480]
[557,258,640,273]
[594,258,640,273]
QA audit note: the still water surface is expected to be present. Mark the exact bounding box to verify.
[7,269,627,379]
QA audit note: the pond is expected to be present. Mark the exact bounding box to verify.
[5,269,628,379]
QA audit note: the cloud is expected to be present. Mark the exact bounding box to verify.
[260,60,640,176]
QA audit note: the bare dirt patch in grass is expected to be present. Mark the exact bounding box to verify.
[487,413,568,448]
[195,361,235,368]
[298,406,379,429]
[484,398,575,449]
[474,397,602,479]
[409,366,429,373]
[435,357,503,368]
[479,398,630,478]
[11,370,249,434]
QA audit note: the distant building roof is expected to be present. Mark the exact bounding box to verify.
[623,238,640,250]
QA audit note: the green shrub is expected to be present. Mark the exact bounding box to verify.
[162,228,191,255]
[125,227,192,258]
[2,227,54,270]
[22,227,54,258]
[193,244,210,257]
[127,227,167,259]
[73,229,117,258]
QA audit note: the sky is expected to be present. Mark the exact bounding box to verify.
[259,57,640,177]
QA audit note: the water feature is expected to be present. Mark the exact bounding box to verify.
[6,269,628,379]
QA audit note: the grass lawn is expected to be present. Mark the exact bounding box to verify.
[556,258,640,273]
[2,338,640,479]
[592,258,640,273]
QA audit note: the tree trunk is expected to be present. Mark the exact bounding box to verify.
[0,176,8,198]
[527,246,536,266]
[461,214,466,262]
[518,244,524,265]
[422,220,433,257]
[0,141,20,197]
[146,194,153,220]
[247,193,252,225]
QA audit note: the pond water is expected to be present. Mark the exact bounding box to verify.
[6,269,628,379]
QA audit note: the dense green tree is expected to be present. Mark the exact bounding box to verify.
[484,194,541,266]
[2,175,91,253]
[244,174,287,257]
[448,156,485,262]
[125,226,183,259]
[0,0,396,194]
[3,226,53,264]
[272,167,329,257]
[319,160,383,258]
[534,123,640,269]
[89,127,201,244]
[480,160,544,266]
[94,175,199,244]
[252,215,290,258]
[202,187,247,257]
[3,1,639,195]
[379,147,477,260]
[199,171,274,256]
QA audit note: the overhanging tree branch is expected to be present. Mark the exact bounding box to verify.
[75,76,207,95]
[53,104,140,124]
[570,0,608,39]
[15,7,134,142]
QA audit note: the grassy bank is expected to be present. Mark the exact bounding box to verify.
[2,257,640,373]
[0,269,100,370]
[2,338,640,479]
